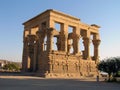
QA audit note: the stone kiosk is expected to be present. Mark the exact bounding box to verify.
[22,9,101,78]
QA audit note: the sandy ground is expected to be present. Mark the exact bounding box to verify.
[0,73,120,90]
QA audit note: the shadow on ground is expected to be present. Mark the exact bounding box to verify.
[0,72,120,90]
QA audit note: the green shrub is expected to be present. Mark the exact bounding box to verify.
[2,63,20,71]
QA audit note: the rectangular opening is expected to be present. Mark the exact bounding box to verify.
[53,37,57,51]
[80,37,84,52]
[68,26,73,33]
[24,30,29,37]
[69,39,74,54]
[90,34,94,57]
[43,36,47,51]
[55,22,61,31]
[31,26,39,35]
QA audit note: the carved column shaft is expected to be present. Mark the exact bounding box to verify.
[36,31,46,72]
[73,34,80,54]
[27,35,36,71]
[22,37,28,72]
[33,40,38,71]
[60,35,67,52]
[36,31,45,52]
[60,23,68,52]
[83,37,90,59]
[92,39,101,60]
[47,28,54,52]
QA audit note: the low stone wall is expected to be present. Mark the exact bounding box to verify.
[40,52,98,78]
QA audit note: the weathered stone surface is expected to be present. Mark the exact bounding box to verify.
[22,9,101,78]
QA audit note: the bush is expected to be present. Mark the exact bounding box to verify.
[2,63,20,71]
[98,57,120,81]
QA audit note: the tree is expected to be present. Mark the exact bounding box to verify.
[114,57,120,76]
[2,63,20,71]
[98,57,120,81]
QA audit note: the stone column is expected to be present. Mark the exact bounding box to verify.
[47,28,54,52]
[60,23,68,52]
[60,34,68,52]
[83,37,90,59]
[36,31,44,52]
[73,34,80,54]
[22,37,28,72]
[92,39,101,60]
[27,35,36,71]
[36,30,45,73]
[33,40,38,72]
[36,29,44,73]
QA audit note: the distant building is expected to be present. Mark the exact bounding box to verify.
[0,60,7,69]
[0,63,4,68]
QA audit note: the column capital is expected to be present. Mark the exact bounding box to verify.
[46,28,54,52]
[83,37,90,40]
[74,34,81,39]
[36,30,45,39]
[61,34,68,39]
[27,35,36,41]
[92,39,101,46]
[47,27,54,36]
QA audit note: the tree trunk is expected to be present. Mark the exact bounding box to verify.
[108,73,111,81]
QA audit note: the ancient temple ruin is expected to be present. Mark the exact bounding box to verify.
[22,9,101,78]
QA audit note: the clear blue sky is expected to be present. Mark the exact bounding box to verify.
[0,0,120,62]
